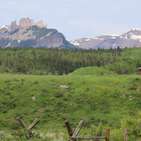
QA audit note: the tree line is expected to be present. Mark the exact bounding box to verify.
[0,47,139,75]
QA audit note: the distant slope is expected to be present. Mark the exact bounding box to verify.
[71,29,141,49]
[71,66,115,75]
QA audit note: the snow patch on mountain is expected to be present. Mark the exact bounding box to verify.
[130,35,141,40]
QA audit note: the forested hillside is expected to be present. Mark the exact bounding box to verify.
[0,47,140,75]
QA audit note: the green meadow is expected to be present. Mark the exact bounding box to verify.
[0,72,141,140]
[0,48,141,140]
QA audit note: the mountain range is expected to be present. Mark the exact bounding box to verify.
[0,18,73,48]
[1,18,141,49]
[71,29,141,49]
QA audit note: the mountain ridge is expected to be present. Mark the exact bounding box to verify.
[0,18,74,48]
[1,18,141,49]
[71,29,141,49]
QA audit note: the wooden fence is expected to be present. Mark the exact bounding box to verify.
[15,117,130,141]
[16,117,40,139]
[65,120,110,141]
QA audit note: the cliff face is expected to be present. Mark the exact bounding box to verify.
[0,18,74,48]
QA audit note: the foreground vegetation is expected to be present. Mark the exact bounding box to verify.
[0,47,141,140]
[0,72,141,140]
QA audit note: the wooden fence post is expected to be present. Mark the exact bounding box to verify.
[65,120,84,141]
[124,128,128,141]
[65,120,110,141]
[72,120,84,139]
[16,117,40,139]
[105,129,110,141]
[65,120,75,141]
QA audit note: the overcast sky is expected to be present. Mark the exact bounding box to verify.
[0,0,141,40]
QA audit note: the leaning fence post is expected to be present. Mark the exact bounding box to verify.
[124,128,128,141]
[16,117,40,139]
[65,120,75,141]
[72,120,84,139]
[16,117,27,129]
[64,120,73,136]
[105,128,110,141]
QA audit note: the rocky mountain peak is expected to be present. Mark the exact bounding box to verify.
[0,18,74,48]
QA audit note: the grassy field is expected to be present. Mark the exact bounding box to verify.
[0,69,141,140]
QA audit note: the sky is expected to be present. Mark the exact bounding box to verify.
[0,0,141,40]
